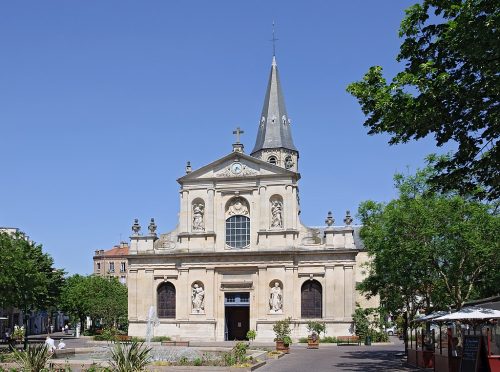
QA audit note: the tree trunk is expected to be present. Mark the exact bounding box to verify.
[403,312,408,355]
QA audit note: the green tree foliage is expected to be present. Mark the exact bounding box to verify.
[347,0,499,200]
[60,274,128,330]
[0,232,65,315]
[358,165,499,321]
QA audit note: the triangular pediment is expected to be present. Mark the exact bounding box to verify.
[177,152,299,184]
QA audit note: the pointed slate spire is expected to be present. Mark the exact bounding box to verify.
[251,56,297,155]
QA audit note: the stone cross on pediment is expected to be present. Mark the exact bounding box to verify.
[233,127,244,144]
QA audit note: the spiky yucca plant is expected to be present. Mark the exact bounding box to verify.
[109,341,152,372]
[13,343,52,372]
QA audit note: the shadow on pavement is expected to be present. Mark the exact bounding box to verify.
[333,350,418,371]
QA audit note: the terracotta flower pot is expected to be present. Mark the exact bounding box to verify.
[307,335,319,349]
[276,340,290,354]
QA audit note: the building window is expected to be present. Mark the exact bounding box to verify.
[120,276,126,285]
[157,282,176,318]
[109,262,115,273]
[120,262,126,272]
[96,263,101,270]
[268,156,277,165]
[225,215,250,249]
[301,280,322,318]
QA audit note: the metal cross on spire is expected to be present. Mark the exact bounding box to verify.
[271,21,278,56]
[233,127,244,143]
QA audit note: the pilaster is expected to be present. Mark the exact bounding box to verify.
[333,265,345,318]
[324,265,335,318]
[344,266,354,320]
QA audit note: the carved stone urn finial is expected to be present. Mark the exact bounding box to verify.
[132,218,141,235]
[148,218,157,236]
[325,211,334,227]
[343,210,353,226]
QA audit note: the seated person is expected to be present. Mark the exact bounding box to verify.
[57,338,66,350]
[45,336,56,352]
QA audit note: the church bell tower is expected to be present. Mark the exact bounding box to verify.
[250,56,299,172]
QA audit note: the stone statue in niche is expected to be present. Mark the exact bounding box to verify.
[269,282,283,313]
[270,200,283,228]
[227,198,249,216]
[192,203,205,231]
[285,156,294,170]
[191,283,205,313]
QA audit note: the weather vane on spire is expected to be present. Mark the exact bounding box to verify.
[271,21,278,57]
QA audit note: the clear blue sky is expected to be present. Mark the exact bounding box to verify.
[0,1,447,275]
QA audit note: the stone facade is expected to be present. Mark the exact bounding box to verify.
[93,242,129,284]
[126,56,377,341]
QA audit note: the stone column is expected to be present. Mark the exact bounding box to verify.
[205,268,215,319]
[206,188,215,232]
[291,186,298,229]
[324,266,335,318]
[284,266,294,317]
[333,265,345,319]
[142,269,154,321]
[257,266,267,319]
[128,269,138,320]
[179,190,189,233]
[344,266,354,320]
[293,271,301,319]
[259,186,267,230]
[285,185,293,229]
[178,268,189,320]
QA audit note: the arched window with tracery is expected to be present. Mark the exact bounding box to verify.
[301,280,322,318]
[267,156,277,165]
[157,282,176,318]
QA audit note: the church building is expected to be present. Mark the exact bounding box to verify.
[126,55,376,341]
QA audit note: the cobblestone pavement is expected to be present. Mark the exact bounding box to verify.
[259,342,419,372]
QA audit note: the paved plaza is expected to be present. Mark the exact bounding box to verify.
[259,342,418,372]
[2,335,419,371]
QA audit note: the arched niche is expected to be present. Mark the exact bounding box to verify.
[269,280,283,314]
[192,198,205,232]
[191,280,205,314]
[270,195,284,229]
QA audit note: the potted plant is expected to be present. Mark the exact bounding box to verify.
[306,321,325,349]
[273,317,292,354]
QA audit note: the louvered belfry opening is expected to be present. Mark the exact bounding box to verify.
[301,280,322,318]
[158,282,176,318]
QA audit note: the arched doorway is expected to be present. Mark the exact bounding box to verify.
[157,282,176,318]
[301,280,322,318]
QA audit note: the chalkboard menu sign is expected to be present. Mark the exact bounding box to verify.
[460,335,482,372]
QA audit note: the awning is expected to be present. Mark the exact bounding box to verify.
[434,306,500,321]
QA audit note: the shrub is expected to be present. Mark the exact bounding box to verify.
[13,343,52,372]
[321,336,337,343]
[246,329,257,341]
[282,336,292,346]
[298,337,308,343]
[223,342,248,366]
[306,321,326,338]
[108,340,152,372]
[371,331,389,343]
[272,317,291,341]
[151,336,170,342]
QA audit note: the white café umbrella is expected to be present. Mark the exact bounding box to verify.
[413,311,450,322]
[434,306,500,321]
